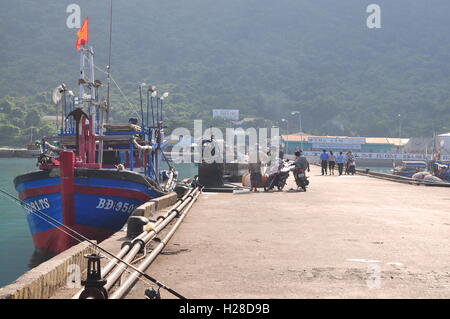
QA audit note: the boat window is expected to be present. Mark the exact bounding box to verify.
[102,150,121,165]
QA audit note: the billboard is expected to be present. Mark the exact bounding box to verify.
[312,143,361,150]
[212,109,239,121]
[308,137,366,145]
[304,151,450,161]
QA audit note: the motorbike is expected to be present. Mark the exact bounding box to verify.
[264,162,291,192]
[291,167,309,191]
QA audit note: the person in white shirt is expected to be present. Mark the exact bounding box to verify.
[328,151,336,175]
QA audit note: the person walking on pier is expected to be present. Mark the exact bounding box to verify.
[346,151,356,175]
[328,151,336,175]
[320,150,328,175]
[344,151,351,175]
[336,151,345,176]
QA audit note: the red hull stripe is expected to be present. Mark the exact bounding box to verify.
[32,224,115,254]
[19,185,152,202]
[19,185,61,200]
[74,185,152,201]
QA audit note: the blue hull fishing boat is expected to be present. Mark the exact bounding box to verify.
[393,161,428,178]
[431,161,450,182]
[13,20,177,254]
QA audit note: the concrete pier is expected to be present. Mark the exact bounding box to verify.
[3,166,450,298]
[124,165,450,299]
[0,241,96,299]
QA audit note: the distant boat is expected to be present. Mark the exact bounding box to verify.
[431,161,450,182]
[393,161,428,178]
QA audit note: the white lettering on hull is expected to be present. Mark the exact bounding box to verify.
[25,198,50,214]
[96,198,135,214]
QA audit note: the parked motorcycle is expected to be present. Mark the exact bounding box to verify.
[291,167,309,191]
[264,162,291,192]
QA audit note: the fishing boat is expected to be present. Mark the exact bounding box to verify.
[13,23,177,254]
[431,161,450,182]
[393,161,428,178]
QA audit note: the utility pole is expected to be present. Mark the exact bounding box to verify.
[281,118,289,154]
[398,114,402,161]
[292,111,302,151]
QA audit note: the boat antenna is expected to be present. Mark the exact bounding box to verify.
[106,0,113,124]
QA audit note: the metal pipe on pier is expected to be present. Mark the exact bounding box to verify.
[102,188,199,291]
[72,187,198,299]
[109,189,200,299]
[102,188,194,276]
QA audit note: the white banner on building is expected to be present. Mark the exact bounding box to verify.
[212,109,239,121]
[304,151,450,161]
[312,143,361,150]
[308,137,366,145]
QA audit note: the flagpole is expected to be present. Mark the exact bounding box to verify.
[106,0,113,124]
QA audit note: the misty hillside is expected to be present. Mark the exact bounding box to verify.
[1,0,450,145]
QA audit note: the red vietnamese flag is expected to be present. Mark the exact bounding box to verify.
[76,18,89,50]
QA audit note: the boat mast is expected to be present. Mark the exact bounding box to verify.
[98,0,113,166]
[106,0,113,124]
[77,45,97,164]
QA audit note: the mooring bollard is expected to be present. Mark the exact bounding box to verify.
[79,253,108,299]
[127,216,150,239]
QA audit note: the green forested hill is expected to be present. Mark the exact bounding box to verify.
[1,0,450,145]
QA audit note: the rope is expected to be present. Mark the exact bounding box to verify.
[0,188,186,299]
[94,65,142,120]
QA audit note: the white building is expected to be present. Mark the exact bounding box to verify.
[436,133,450,155]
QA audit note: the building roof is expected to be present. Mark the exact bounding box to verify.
[281,135,310,142]
[41,115,58,121]
[233,117,257,125]
[365,137,409,146]
[385,138,410,146]
[402,137,434,153]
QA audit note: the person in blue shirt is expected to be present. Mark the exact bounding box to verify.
[336,152,345,176]
[320,149,328,175]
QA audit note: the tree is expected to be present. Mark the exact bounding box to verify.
[25,108,41,127]
[0,124,20,145]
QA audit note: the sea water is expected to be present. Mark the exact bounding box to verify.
[0,158,198,287]
[359,166,393,174]
[0,158,36,287]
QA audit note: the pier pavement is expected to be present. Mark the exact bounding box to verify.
[125,165,450,298]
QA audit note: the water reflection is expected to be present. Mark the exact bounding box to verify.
[28,250,56,269]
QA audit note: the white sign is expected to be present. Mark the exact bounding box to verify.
[308,137,365,145]
[304,151,450,161]
[312,143,361,150]
[212,109,239,121]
